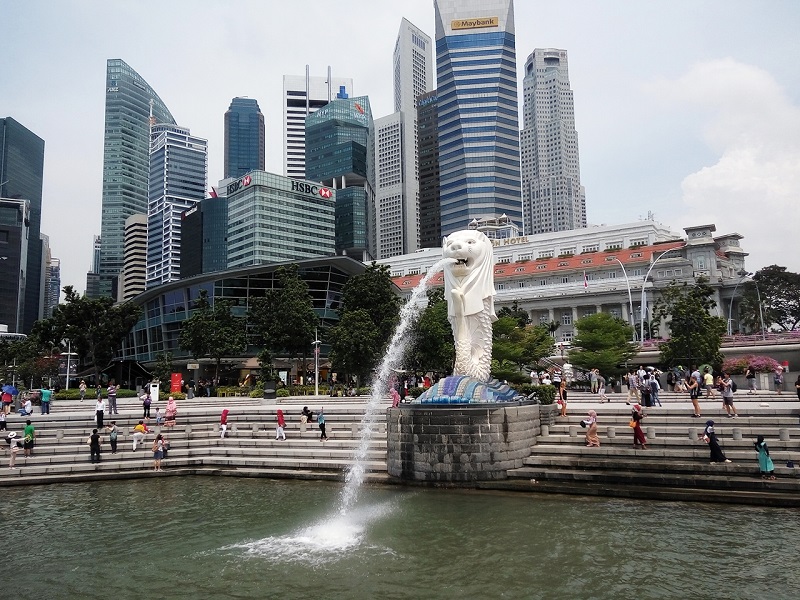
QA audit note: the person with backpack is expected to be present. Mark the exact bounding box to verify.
[106,421,119,454]
[317,407,328,442]
[720,372,738,418]
[141,390,152,419]
[745,366,757,394]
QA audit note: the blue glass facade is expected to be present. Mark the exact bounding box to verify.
[0,118,44,333]
[305,97,376,260]
[98,59,175,299]
[433,1,522,236]
[224,98,265,179]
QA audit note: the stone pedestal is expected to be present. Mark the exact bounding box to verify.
[387,402,539,483]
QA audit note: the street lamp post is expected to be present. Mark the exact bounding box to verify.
[313,329,321,397]
[612,258,636,342]
[754,281,766,340]
[640,248,679,345]
[727,271,751,336]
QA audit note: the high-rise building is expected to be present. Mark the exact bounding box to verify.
[282,67,353,179]
[0,117,45,333]
[374,19,434,259]
[119,213,147,301]
[44,257,61,318]
[224,97,265,179]
[433,0,522,237]
[97,59,175,299]
[0,198,29,332]
[180,196,229,279]
[306,95,376,261]
[146,123,207,289]
[225,171,336,269]
[521,48,586,234]
[417,91,441,248]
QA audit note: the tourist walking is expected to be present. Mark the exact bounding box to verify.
[701,420,730,464]
[556,381,568,417]
[95,384,103,401]
[649,375,661,407]
[703,368,716,399]
[584,410,600,447]
[318,407,328,441]
[720,373,738,418]
[754,435,775,479]
[132,420,148,451]
[23,419,35,457]
[141,390,152,419]
[0,411,6,431]
[154,407,163,426]
[106,421,119,454]
[165,396,177,427]
[220,408,229,438]
[773,367,784,394]
[640,374,652,407]
[275,409,286,440]
[688,375,701,418]
[590,369,599,394]
[88,428,101,463]
[152,434,164,471]
[626,370,640,404]
[79,380,87,402]
[7,432,19,469]
[1,387,13,415]
[745,366,757,394]
[598,374,608,403]
[107,381,120,415]
[631,405,647,450]
[40,386,52,414]
[95,396,105,429]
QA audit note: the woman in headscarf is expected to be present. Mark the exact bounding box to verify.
[631,404,647,450]
[275,409,286,440]
[220,408,229,438]
[754,435,775,479]
[584,410,600,447]
[165,396,177,427]
[701,420,730,464]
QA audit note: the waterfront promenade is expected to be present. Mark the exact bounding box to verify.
[2,390,798,505]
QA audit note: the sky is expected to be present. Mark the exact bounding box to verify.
[1,0,799,294]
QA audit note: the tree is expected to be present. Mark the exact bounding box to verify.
[491,317,555,383]
[407,288,454,376]
[739,265,800,332]
[179,290,246,380]
[653,280,726,368]
[152,352,173,384]
[53,286,142,381]
[568,313,637,376]
[249,264,319,381]
[329,263,400,384]
[497,301,531,328]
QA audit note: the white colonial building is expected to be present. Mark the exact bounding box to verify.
[377,218,750,342]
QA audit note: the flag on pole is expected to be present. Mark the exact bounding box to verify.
[584,271,588,289]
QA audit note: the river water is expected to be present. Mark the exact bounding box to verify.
[4,477,796,599]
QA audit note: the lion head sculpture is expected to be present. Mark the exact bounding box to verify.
[442,229,497,321]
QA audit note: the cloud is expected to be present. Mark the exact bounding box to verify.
[646,59,800,272]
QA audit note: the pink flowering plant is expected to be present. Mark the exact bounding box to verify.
[722,355,782,375]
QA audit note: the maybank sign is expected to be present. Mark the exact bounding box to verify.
[451,16,498,30]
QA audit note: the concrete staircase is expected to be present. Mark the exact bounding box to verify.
[502,391,800,506]
[0,399,391,486]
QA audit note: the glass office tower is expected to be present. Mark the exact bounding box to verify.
[224,97,265,179]
[98,59,175,299]
[0,117,45,332]
[433,0,522,236]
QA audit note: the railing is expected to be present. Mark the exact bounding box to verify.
[637,331,800,350]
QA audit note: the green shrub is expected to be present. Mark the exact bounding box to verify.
[515,383,556,404]
[357,387,371,396]
[276,388,290,397]
[158,392,186,401]
[409,387,425,398]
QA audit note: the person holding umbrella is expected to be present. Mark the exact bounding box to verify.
[2,384,18,415]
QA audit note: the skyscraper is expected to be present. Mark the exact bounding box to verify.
[521,48,586,234]
[224,97,265,179]
[0,117,45,333]
[180,196,228,279]
[119,214,147,301]
[44,257,61,319]
[146,124,207,289]
[417,91,441,248]
[97,59,175,299]
[0,198,29,332]
[282,67,353,179]
[374,19,434,259]
[306,95,376,260]
[433,0,522,236]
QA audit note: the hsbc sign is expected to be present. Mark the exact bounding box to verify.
[227,174,252,195]
[291,180,333,199]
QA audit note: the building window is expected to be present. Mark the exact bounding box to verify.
[562,332,573,342]
[630,252,642,258]
[561,277,569,284]
[537,264,547,270]
[539,314,548,324]
[558,261,569,267]
[562,312,572,325]
[696,256,706,270]
[609,271,617,279]
[540,279,547,286]
[538,250,553,259]
[581,259,592,264]
[514,267,525,272]
[498,257,511,264]
[674,268,682,276]
[498,283,506,290]
[518,282,525,289]
[632,268,643,276]
[582,244,599,253]
[610,308,620,318]
[519,254,532,261]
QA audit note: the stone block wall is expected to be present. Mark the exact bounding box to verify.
[387,402,540,483]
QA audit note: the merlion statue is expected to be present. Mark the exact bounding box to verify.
[442,229,497,381]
